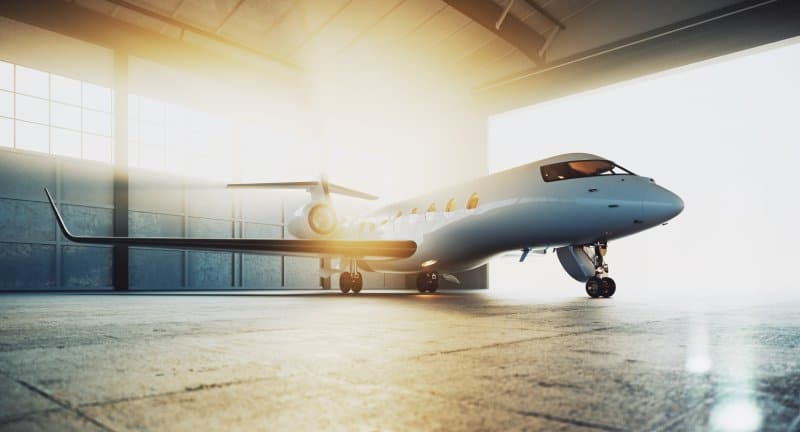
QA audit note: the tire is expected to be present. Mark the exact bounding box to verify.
[428,272,439,293]
[339,272,352,294]
[351,272,363,294]
[416,273,427,293]
[601,277,616,298]
[585,277,602,298]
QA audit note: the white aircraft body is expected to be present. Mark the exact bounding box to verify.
[46,153,683,297]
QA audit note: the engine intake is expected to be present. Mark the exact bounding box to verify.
[287,202,338,238]
[308,203,337,235]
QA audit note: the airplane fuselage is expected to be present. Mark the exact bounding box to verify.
[338,153,683,275]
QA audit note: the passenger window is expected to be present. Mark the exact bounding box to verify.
[445,198,455,212]
[426,202,437,212]
[466,192,479,210]
[395,210,402,219]
[410,207,418,215]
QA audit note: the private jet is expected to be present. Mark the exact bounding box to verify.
[45,153,683,298]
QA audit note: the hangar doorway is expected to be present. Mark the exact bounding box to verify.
[487,37,800,297]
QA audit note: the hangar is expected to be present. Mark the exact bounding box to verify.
[1,0,799,430]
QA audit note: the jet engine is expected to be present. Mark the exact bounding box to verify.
[287,202,338,238]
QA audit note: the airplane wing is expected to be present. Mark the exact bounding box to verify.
[44,188,415,259]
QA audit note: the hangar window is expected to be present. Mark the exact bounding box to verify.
[0,60,113,162]
[466,193,479,210]
[426,202,437,212]
[445,198,456,212]
[540,160,634,182]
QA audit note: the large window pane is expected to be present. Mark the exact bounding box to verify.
[82,109,111,136]
[139,97,165,123]
[82,82,111,112]
[140,121,165,146]
[0,61,12,91]
[82,133,111,162]
[0,90,12,117]
[51,74,81,105]
[128,94,139,117]
[15,94,48,124]
[0,117,11,147]
[128,113,139,141]
[51,102,81,130]
[139,145,164,170]
[15,66,48,99]
[52,128,81,158]
[16,120,49,153]
[128,140,138,166]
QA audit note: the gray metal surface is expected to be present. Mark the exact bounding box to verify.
[0,290,798,430]
[0,148,315,290]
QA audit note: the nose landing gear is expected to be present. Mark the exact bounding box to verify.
[585,242,616,298]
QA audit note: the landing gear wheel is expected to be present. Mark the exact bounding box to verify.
[585,276,602,298]
[351,272,363,294]
[416,273,426,293]
[339,272,352,294]
[416,272,439,293]
[600,277,616,298]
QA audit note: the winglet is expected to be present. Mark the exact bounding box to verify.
[44,187,75,240]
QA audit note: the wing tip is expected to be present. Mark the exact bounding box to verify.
[44,187,74,240]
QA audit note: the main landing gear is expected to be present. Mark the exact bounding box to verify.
[416,271,439,293]
[585,242,616,299]
[339,260,363,294]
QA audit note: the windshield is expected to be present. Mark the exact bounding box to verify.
[540,160,635,182]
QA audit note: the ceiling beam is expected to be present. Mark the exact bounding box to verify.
[0,0,299,78]
[521,0,565,30]
[442,0,546,65]
[103,0,295,68]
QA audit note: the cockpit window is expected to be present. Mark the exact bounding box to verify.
[540,160,634,182]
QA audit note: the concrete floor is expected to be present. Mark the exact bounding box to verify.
[0,289,798,431]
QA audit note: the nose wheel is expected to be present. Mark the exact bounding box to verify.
[416,271,439,293]
[585,242,616,298]
[585,276,615,298]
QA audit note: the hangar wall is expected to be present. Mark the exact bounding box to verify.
[0,17,325,291]
[0,16,489,291]
[0,147,410,291]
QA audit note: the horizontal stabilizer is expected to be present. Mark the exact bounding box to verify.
[226,181,378,200]
[44,188,412,259]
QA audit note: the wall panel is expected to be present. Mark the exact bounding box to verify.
[0,243,56,290]
[129,248,184,290]
[0,199,54,242]
[61,245,112,289]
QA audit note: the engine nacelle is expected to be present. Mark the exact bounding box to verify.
[287,202,338,239]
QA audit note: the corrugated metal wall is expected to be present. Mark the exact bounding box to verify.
[0,147,412,291]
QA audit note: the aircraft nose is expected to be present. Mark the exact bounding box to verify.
[643,186,684,224]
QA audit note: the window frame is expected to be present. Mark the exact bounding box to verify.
[540,159,635,183]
